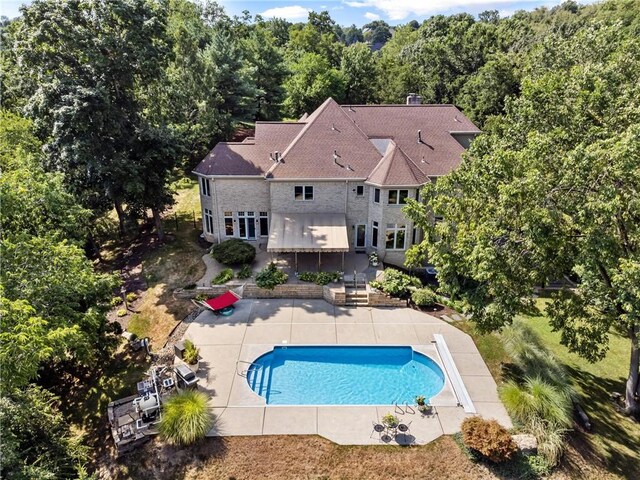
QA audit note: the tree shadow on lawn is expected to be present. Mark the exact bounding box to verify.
[40,345,151,457]
[565,365,640,479]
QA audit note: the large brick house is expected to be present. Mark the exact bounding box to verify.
[193,96,479,268]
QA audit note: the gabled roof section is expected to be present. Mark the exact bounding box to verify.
[270,98,382,179]
[194,122,304,176]
[367,141,430,187]
[342,104,480,177]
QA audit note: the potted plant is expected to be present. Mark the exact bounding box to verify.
[369,252,379,267]
[415,395,426,406]
[382,413,399,428]
[183,339,200,372]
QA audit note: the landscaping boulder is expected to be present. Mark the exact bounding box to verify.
[512,434,538,455]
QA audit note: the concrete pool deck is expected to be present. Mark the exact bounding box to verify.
[182,299,511,446]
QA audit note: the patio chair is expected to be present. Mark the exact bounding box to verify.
[370,421,385,439]
[397,421,412,435]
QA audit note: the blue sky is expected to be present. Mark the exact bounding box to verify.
[1,1,598,25]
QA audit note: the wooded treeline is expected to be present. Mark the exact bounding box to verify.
[1,0,639,477]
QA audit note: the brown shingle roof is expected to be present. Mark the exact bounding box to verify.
[193,99,479,181]
[269,98,382,179]
[341,104,480,177]
[193,122,303,176]
[367,141,430,187]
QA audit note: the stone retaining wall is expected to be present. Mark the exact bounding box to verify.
[175,283,407,307]
[368,291,408,307]
[175,283,327,300]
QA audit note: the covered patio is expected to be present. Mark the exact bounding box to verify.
[267,212,350,272]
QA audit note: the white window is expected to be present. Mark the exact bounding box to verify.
[200,177,211,196]
[224,211,233,236]
[385,223,406,250]
[204,208,214,234]
[356,185,364,197]
[374,188,380,204]
[294,185,314,201]
[259,212,269,237]
[388,189,409,205]
[372,220,379,248]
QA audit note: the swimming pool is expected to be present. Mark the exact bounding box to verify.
[246,346,445,405]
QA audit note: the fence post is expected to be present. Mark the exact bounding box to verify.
[174,212,179,231]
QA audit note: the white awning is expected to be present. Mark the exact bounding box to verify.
[267,213,349,253]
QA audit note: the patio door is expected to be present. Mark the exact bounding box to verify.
[238,211,256,240]
[355,224,366,249]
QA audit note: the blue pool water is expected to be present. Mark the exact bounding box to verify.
[246,346,445,405]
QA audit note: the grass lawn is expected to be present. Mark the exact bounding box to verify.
[125,178,207,347]
[458,299,639,479]
[518,299,640,479]
[118,435,500,480]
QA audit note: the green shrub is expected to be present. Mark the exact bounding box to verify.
[372,269,421,297]
[369,280,383,291]
[526,454,552,477]
[411,287,439,307]
[315,271,341,285]
[159,391,212,445]
[125,292,137,303]
[237,264,253,279]
[211,268,234,285]
[461,417,518,464]
[195,294,207,301]
[116,309,127,317]
[183,339,199,365]
[255,262,288,289]
[298,271,317,282]
[210,239,256,266]
[110,296,123,307]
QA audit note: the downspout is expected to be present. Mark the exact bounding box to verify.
[344,180,348,213]
[212,178,222,244]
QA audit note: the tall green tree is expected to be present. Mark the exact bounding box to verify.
[283,52,345,117]
[201,28,259,127]
[1,235,118,363]
[340,43,378,104]
[0,386,89,478]
[12,0,172,236]
[0,111,91,242]
[404,27,640,415]
[244,25,288,120]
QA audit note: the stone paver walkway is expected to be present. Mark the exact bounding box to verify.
[182,299,511,445]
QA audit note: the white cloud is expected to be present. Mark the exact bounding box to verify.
[364,11,380,20]
[260,5,310,20]
[342,0,547,20]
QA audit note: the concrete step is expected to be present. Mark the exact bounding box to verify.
[345,302,369,306]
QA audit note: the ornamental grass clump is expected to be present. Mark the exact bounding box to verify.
[461,417,518,464]
[499,320,575,466]
[159,391,212,445]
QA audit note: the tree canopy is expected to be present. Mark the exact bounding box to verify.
[405,21,640,415]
